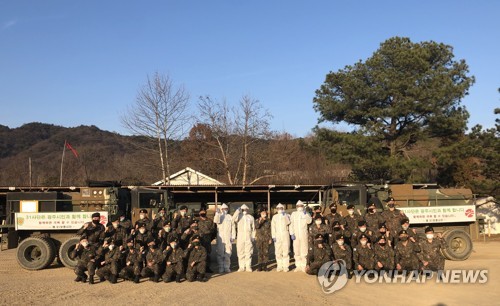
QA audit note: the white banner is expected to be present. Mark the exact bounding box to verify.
[399,205,476,224]
[15,212,109,230]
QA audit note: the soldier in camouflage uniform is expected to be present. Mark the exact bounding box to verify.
[104,215,128,246]
[309,215,331,247]
[255,207,272,271]
[332,234,353,277]
[172,205,193,235]
[381,197,407,237]
[140,239,162,282]
[343,204,364,232]
[118,210,132,234]
[157,221,179,251]
[417,226,447,271]
[306,234,332,275]
[131,224,154,250]
[119,238,142,283]
[353,233,375,273]
[325,203,346,227]
[151,207,169,236]
[185,235,208,282]
[77,212,105,245]
[395,230,421,275]
[96,239,122,284]
[401,218,419,243]
[162,237,186,283]
[71,237,97,284]
[374,235,395,273]
[330,221,352,249]
[197,207,216,273]
[350,220,373,248]
[364,202,384,234]
[134,209,153,232]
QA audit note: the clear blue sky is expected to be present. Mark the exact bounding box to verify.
[1,0,498,137]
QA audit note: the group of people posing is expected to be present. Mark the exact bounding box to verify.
[71,197,447,284]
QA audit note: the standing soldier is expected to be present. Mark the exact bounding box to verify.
[141,239,162,282]
[309,215,331,247]
[131,224,154,250]
[343,204,363,232]
[119,238,142,283]
[382,197,407,237]
[330,221,352,248]
[104,216,128,246]
[185,235,208,282]
[395,230,421,276]
[77,212,105,245]
[214,203,236,273]
[196,207,216,272]
[401,218,419,242]
[71,237,97,284]
[306,234,332,275]
[351,220,373,248]
[255,207,272,271]
[118,210,132,234]
[233,204,256,272]
[152,207,169,235]
[311,205,323,221]
[353,233,375,274]
[325,202,345,227]
[289,200,313,272]
[374,235,395,274]
[158,221,178,251]
[172,205,192,235]
[96,239,122,284]
[162,237,185,283]
[364,202,384,234]
[418,226,447,272]
[271,203,291,272]
[332,234,353,278]
[134,209,153,232]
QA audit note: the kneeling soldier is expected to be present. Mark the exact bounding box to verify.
[374,235,395,273]
[332,234,353,277]
[418,226,447,272]
[306,234,332,275]
[96,239,122,284]
[162,237,186,283]
[72,237,97,284]
[119,238,142,283]
[141,239,162,282]
[353,233,375,274]
[186,235,208,282]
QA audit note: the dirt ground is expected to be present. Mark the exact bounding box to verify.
[0,241,499,306]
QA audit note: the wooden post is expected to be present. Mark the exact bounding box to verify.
[267,189,271,214]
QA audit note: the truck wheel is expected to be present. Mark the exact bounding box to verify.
[441,229,473,261]
[50,238,63,265]
[16,237,56,270]
[59,236,80,268]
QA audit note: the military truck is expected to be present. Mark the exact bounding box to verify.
[0,184,171,270]
[323,182,477,261]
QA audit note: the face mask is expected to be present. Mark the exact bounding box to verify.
[81,242,88,247]
[348,210,354,215]
[222,210,228,215]
[159,212,165,216]
[192,241,200,247]
[109,245,114,250]
[164,227,171,232]
[120,217,125,222]
[368,208,375,213]
[139,229,146,234]
[200,213,206,218]
[112,223,119,229]
[92,219,100,225]
[315,240,323,246]
[400,236,408,241]
[334,227,340,231]
[170,243,177,249]
[379,242,386,247]
[297,207,304,212]
[242,211,247,215]
[139,214,145,220]
[127,244,134,249]
[380,229,386,234]
[149,246,155,251]
[337,240,344,246]
[388,204,395,209]
[402,225,409,230]
[331,208,337,213]
[180,211,186,216]
[277,209,283,214]
[360,240,367,246]
[360,227,366,232]
[426,234,434,240]
[315,220,322,225]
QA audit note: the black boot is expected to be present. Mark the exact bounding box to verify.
[133,275,140,283]
[99,276,105,283]
[153,275,159,283]
[81,274,88,283]
[110,275,117,284]
[199,274,208,282]
[257,264,262,272]
[89,276,95,285]
[74,276,82,282]
[262,263,268,272]
[175,275,181,283]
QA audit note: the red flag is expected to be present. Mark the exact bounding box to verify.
[65,142,79,158]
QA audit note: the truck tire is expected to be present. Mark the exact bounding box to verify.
[16,237,56,270]
[441,229,473,261]
[59,236,80,269]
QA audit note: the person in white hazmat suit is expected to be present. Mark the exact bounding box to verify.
[289,200,312,272]
[271,203,291,272]
[233,204,256,272]
[214,203,236,273]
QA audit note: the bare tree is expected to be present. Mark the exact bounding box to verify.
[198,95,272,185]
[121,72,190,185]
